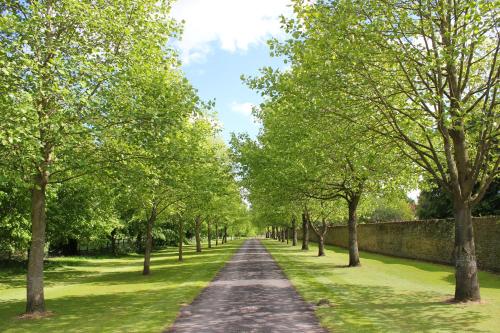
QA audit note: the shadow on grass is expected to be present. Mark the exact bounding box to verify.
[0,243,241,290]
[269,240,500,289]
[0,286,203,333]
[302,279,485,333]
[0,241,244,332]
[263,240,495,333]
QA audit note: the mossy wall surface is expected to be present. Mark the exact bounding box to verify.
[299,217,500,272]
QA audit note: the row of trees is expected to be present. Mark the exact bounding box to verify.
[232,0,498,303]
[0,0,249,315]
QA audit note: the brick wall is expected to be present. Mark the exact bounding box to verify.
[299,216,500,272]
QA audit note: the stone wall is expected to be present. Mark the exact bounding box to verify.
[299,216,500,272]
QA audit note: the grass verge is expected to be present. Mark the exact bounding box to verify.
[0,240,243,333]
[263,239,500,333]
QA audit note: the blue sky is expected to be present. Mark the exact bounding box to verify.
[172,0,291,143]
[171,0,420,201]
[182,44,284,142]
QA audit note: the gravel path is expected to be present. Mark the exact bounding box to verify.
[166,239,326,333]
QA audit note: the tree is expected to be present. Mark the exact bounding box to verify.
[47,176,119,255]
[417,179,500,219]
[0,0,179,313]
[284,0,499,301]
[243,58,414,266]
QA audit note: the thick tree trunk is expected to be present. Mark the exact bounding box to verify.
[271,226,275,239]
[195,216,202,253]
[286,228,289,244]
[318,235,325,257]
[453,201,480,301]
[223,225,227,244]
[26,175,47,313]
[207,221,212,249]
[178,218,184,261]
[281,228,285,243]
[348,197,361,267]
[143,207,156,275]
[215,223,219,246]
[301,212,309,250]
[292,217,297,246]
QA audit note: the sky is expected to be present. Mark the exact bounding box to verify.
[170,1,420,201]
[171,0,292,143]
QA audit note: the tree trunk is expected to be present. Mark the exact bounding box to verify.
[136,230,143,253]
[301,212,309,250]
[286,228,289,244]
[453,200,480,301]
[26,175,47,313]
[223,225,227,243]
[348,197,361,267]
[281,228,285,243]
[178,217,184,261]
[143,206,156,275]
[292,217,297,246]
[271,226,275,239]
[195,216,202,253]
[318,235,325,256]
[207,220,212,249]
[215,222,219,246]
[309,216,327,257]
[110,228,117,256]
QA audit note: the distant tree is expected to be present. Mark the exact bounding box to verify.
[417,179,500,219]
[365,196,415,222]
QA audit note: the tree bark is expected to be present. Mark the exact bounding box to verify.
[223,225,227,244]
[308,216,328,257]
[207,220,212,249]
[178,217,183,261]
[286,228,289,244]
[195,215,202,253]
[281,228,285,242]
[215,222,219,246]
[318,235,325,256]
[143,206,156,275]
[271,226,275,239]
[292,217,297,246]
[348,196,361,267]
[301,212,309,250]
[453,200,480,301]
[26,174,47,313]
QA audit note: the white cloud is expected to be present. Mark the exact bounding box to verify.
[230,101,254,117]
[171,0,292,64]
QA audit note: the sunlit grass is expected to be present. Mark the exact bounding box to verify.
[0,240,243,333]
[263,239,500,333]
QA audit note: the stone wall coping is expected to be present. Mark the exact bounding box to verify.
[327,215,499,227]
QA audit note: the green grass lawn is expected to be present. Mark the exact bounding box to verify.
[0,240,243,332]
[263,239,500,333]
